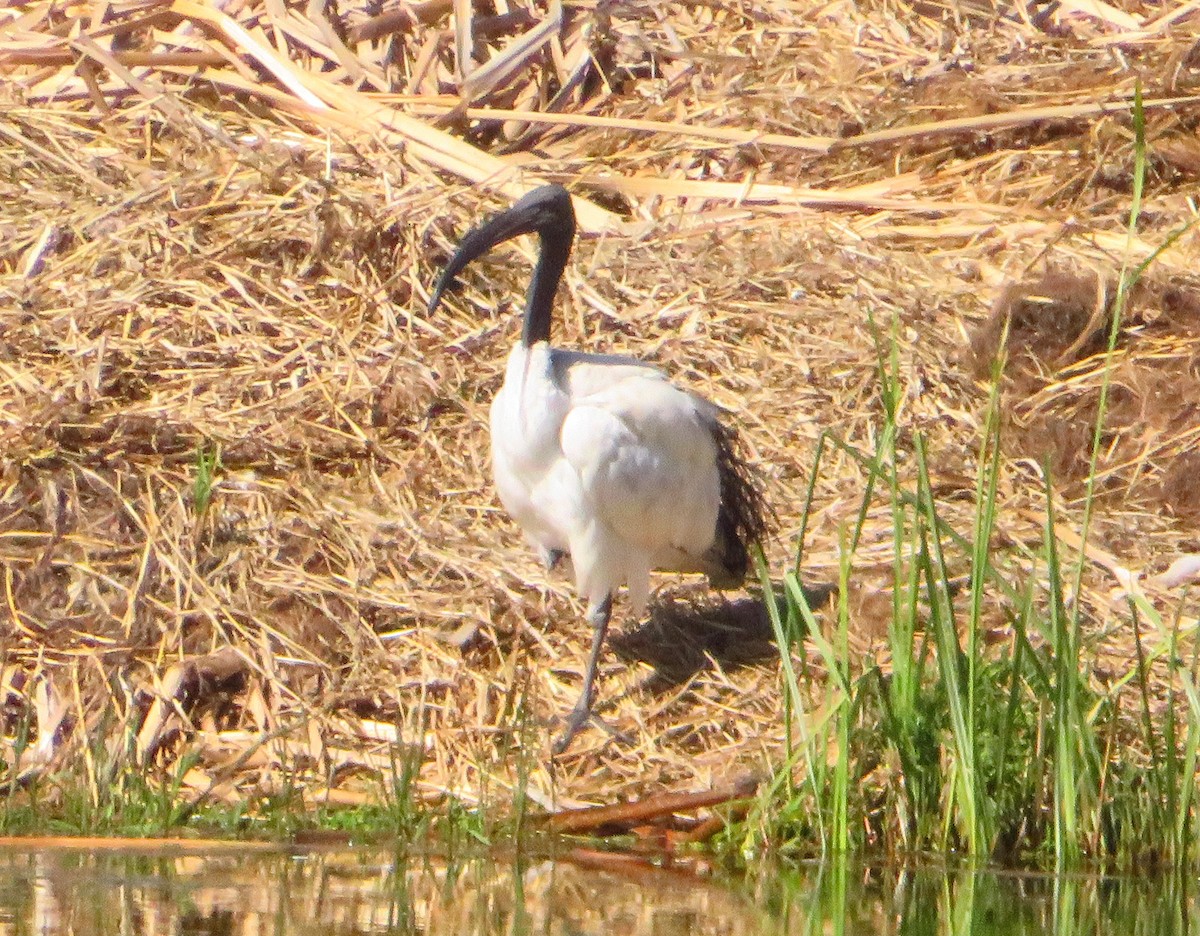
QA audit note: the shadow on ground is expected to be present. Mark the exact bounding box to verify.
[608,581,837,694]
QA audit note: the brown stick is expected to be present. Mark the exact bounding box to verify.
[0,836,287,852]
[0,49,227,67]
[347,0,452,43]
[545,776,759,834]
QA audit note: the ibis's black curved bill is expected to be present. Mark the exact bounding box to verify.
[427,185,577,347]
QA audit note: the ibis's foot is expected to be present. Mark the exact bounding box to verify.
[553,703,593,756]
[553,594,615,756]
[552,706,632,756]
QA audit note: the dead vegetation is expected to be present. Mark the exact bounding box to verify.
[1,0,1199,829]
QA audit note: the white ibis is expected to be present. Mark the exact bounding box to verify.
[427,185,768,753]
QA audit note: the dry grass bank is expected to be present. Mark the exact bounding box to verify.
[1,0,1199,826]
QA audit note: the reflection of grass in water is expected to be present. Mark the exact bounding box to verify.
[756,857,1194,936]
[0,848,1190,936]
[740,89,1200,871]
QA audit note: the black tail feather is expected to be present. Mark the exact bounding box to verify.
[706,419,771,587]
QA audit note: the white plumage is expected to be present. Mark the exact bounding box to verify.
[428,186,766,752]
[494,342,725,615]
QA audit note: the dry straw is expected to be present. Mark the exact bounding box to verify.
[1,0,1199,829]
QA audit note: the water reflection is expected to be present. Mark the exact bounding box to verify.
[0,844,1191,935]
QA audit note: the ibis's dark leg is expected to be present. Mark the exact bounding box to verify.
[540,547,565,572]
[553,593,612,755]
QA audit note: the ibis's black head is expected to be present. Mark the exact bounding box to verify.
[427,185,577,347]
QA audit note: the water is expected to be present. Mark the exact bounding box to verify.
[0,842,1192,935]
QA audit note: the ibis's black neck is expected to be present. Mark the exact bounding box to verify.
[426,185,578,350]
[522,232,571,346]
